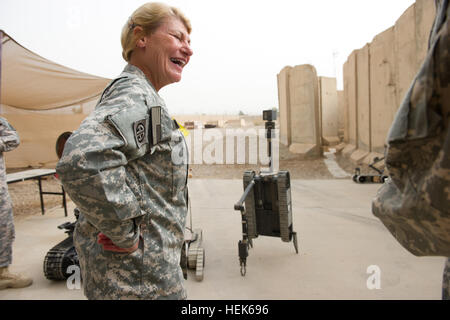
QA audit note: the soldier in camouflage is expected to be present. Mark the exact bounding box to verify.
[372,0,449,300]
[56,3,193,299]
[0,117,33,290]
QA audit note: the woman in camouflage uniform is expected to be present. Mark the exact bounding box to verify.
[56,2,193,299]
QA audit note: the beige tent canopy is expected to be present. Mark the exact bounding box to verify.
[0,30,110,110]
[0,30,111,168]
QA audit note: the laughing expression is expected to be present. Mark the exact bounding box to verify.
[142,17,193,91]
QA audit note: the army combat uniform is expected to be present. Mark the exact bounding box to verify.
[372,0,449,299]
[56,64,189,300]
[0,117,20,268]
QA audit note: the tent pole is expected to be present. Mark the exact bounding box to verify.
[0,30,2,114]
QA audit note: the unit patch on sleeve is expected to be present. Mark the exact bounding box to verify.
[133,118,149,149]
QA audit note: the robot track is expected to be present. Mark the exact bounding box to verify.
[43,236,79,281]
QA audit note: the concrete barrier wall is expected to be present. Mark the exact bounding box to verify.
[337,90,344,140]
[278,66,339,156]
[394,5,417,108]
[343,51,357,155]
[318,77,339,146]
[370,26,397,155]
[289,65,318,145]
[277,66,292,146]
[415,0,437,68]
[341,0,435,163]
[356,44,371,158]
[279,64,321,158]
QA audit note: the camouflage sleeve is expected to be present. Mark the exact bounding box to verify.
[0,117,20,153]
[56,83,147,249]
[372,0,450,257]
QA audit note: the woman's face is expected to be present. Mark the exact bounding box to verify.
[142,17,193,91]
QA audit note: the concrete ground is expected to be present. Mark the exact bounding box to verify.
[0,178,445,300]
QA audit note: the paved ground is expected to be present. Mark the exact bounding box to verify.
[0,178,445,300]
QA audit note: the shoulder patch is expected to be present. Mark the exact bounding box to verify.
[133,118,149,148]
[105,106,149,161]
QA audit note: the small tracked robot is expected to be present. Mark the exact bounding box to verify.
[44,206,205,281]
[352,157,388,184]
[43,133,79,281]
[43,209,79,280]
[234,110,298,276]
[180,199,205,281]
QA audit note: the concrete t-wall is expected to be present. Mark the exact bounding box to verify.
[341,0,435,164]
[337,90,345,140]
[318,76,339,146]
[277,66,292,146]
[342,50,358,156]
[415,0,437,67]
[369,26,397,155]
[276,64,321,158]
[354,44,371,162]
[394,4,417,107]
[287,65,321,157]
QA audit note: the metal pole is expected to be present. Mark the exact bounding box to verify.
[0,31,3,114]
[265,121,275,173]
[38,177,45,215]
[62,186,68,217]
[234,179,255,211]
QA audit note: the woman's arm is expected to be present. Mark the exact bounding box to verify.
[56,80,149,249]
[0,118,20,153]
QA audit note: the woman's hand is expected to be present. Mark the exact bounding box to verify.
[97,232,139,253]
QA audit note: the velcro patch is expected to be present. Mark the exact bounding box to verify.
[150,106,162,145]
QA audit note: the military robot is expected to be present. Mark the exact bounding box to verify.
[234,110,298,276]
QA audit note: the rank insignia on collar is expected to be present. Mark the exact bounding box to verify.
[133,117,149,148]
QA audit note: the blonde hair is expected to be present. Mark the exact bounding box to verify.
[121,2,192,62]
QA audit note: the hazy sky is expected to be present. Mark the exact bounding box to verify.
[1,0,416,115]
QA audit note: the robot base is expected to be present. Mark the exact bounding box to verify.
[181,228,205,281]
[235,170,299,276]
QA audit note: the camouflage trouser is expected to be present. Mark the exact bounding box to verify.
[443,258,450,300]
[0,184,15,268]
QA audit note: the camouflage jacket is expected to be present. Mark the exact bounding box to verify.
[56,64,189,299]
[372,0,450,257]
[0,117,20,189]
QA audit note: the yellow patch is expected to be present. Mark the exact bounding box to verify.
[173,119,189,137]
